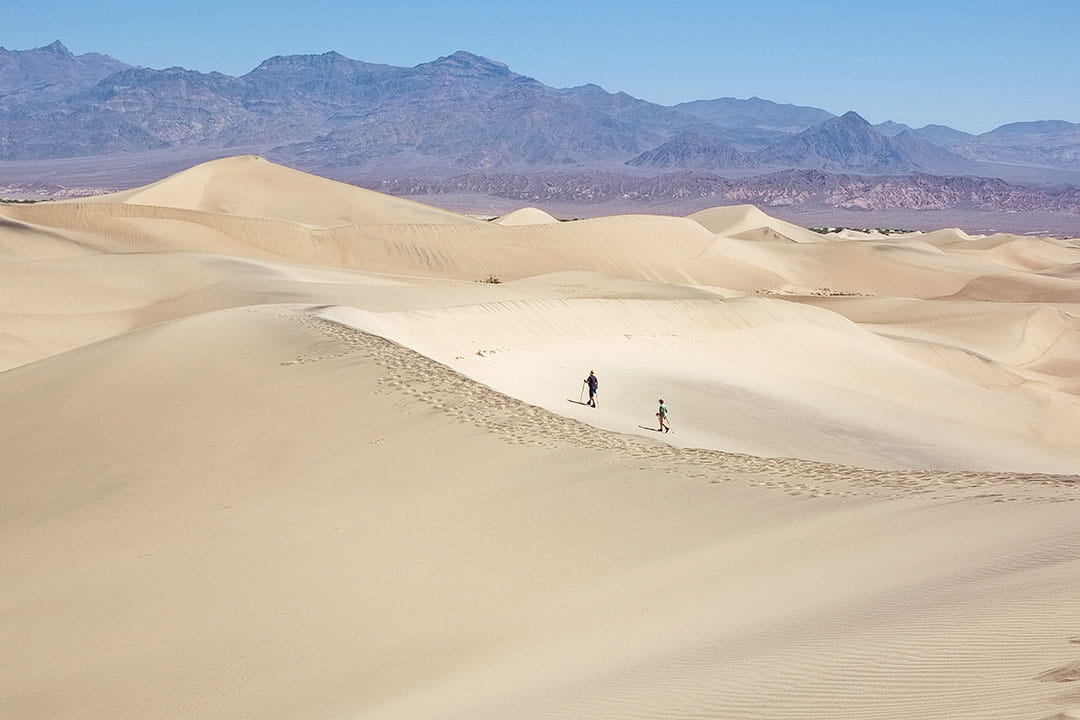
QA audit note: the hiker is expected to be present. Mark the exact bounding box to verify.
[583,371,599,407]
[656,399,670,432]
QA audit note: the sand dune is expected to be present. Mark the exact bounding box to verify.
[8,177,1073,302]
[319,285,1080,472]
[82,154,480,227]
[689,203,824,243]
[493,206,559,225]
[3,156,1079,719]
[0,213,103,259]
[3,306,1079,720]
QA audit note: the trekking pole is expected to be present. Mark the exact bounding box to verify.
[579,382,585,403]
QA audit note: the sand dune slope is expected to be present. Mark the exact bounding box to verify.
[320,285,1080,472]
[3,159,1076,303]
[11,196,1066,300]
[4,231,1074,470]
[0,214,103,259]
[689,203,824,243]
[494,206,559,225]
[79,155,479,227]
[3,305,1078,720]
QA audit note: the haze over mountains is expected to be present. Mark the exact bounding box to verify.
[2,41,1080,230]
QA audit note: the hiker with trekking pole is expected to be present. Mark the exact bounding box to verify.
[583,370,598,408]
[656,399,670,433]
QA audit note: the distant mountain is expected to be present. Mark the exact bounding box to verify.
[873,121,911,137]
[0,40,129,106]
[1,63,255,158]
[626,132,748,169]
[954,121,1080,171]
[673,96,834,149]
[0,41,1078,190]
[888,121,1080,172]
[751,111,971,174]
[890,129,975,171]
[985,120,1079,139]
[374,168,1080,214]
[626,112,973,175]
[0,46,708,165]
[907,124,975,147]
[274,53,705,168]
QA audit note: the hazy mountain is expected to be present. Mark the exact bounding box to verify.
[626,132,748,169]
[753,111,898,171]
[751,111,971,174]
[895,122,1080,171]
[2,64,258,159]
[556,83,701,137]
[890,130,975,171]
[274,60,678,168]
[0,46,706,165]
[1,41,1078,190]
[955,121,1080,171]
[0,40,130,106]
[873,120,912,137]
[374,168,1080,214]
[985,120,1080,139]
[628,115,973,175]
[907,124,976,147]
[673,96,834,149]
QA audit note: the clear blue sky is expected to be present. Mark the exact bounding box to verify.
[5,0,1078,133]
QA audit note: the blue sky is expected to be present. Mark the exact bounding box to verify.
[5,0,1078,133]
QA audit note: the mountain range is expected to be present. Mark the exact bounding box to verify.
[1,41,1079,227]
[376,169,1080,214]
[628,111,979,175]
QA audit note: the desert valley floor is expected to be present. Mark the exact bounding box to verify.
[2,156,1079,719]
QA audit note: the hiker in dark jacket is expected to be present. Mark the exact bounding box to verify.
[584,371,599,408]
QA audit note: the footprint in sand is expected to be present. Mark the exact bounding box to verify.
[1037,660,1080,683]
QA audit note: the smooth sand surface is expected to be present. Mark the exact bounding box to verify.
[3,157,1079,719]
[493,206,559,225]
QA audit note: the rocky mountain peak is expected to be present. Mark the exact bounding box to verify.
[248,50,368,72]
[753,110,928,172]
[839,110,869,123]
[42,40,73,57]
[418,50,513,76]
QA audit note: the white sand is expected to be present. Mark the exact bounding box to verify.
[3,156,1079,719]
